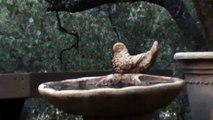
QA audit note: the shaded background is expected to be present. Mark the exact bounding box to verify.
[0,0,208,119]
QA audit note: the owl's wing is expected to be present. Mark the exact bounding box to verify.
[131,53,146,65]
[119,56,133,70]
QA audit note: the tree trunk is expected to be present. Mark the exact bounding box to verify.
[192,0,213,50]
[159,0,207,50]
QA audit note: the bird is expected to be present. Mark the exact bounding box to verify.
[112,41,158,73]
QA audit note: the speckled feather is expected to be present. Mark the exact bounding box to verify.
[112,41,158,73]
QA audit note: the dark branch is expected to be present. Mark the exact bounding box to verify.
[55,11,80,69]
[55,11,79,38]
[46,0,163,13]
[107,5,121,41]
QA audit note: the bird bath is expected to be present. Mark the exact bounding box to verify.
[39,41,184,119]
[38,73,184,120]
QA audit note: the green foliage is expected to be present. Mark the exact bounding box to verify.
[0,0,194,73]
[32,114,50,120]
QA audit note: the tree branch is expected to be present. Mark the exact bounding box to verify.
[55,11,80,70]
[46,0,163,13]
[46,0,206,51]
[107,5,121,41]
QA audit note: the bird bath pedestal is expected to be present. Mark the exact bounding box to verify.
[174,52,213,120]
[38,73,184,120]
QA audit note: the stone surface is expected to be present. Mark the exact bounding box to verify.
[174,52,213,60]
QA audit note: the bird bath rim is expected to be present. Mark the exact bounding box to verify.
[38,74,184,96]
[174,52,213,60]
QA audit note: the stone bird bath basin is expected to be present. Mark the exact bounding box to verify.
[38,74,184,120]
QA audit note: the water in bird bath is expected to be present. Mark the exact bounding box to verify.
[43,73,174,91]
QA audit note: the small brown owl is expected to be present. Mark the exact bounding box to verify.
[112,41,158,73]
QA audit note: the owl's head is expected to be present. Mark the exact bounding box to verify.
[113,42,128,53]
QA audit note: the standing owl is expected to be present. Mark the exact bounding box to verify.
[112,41,158,73]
